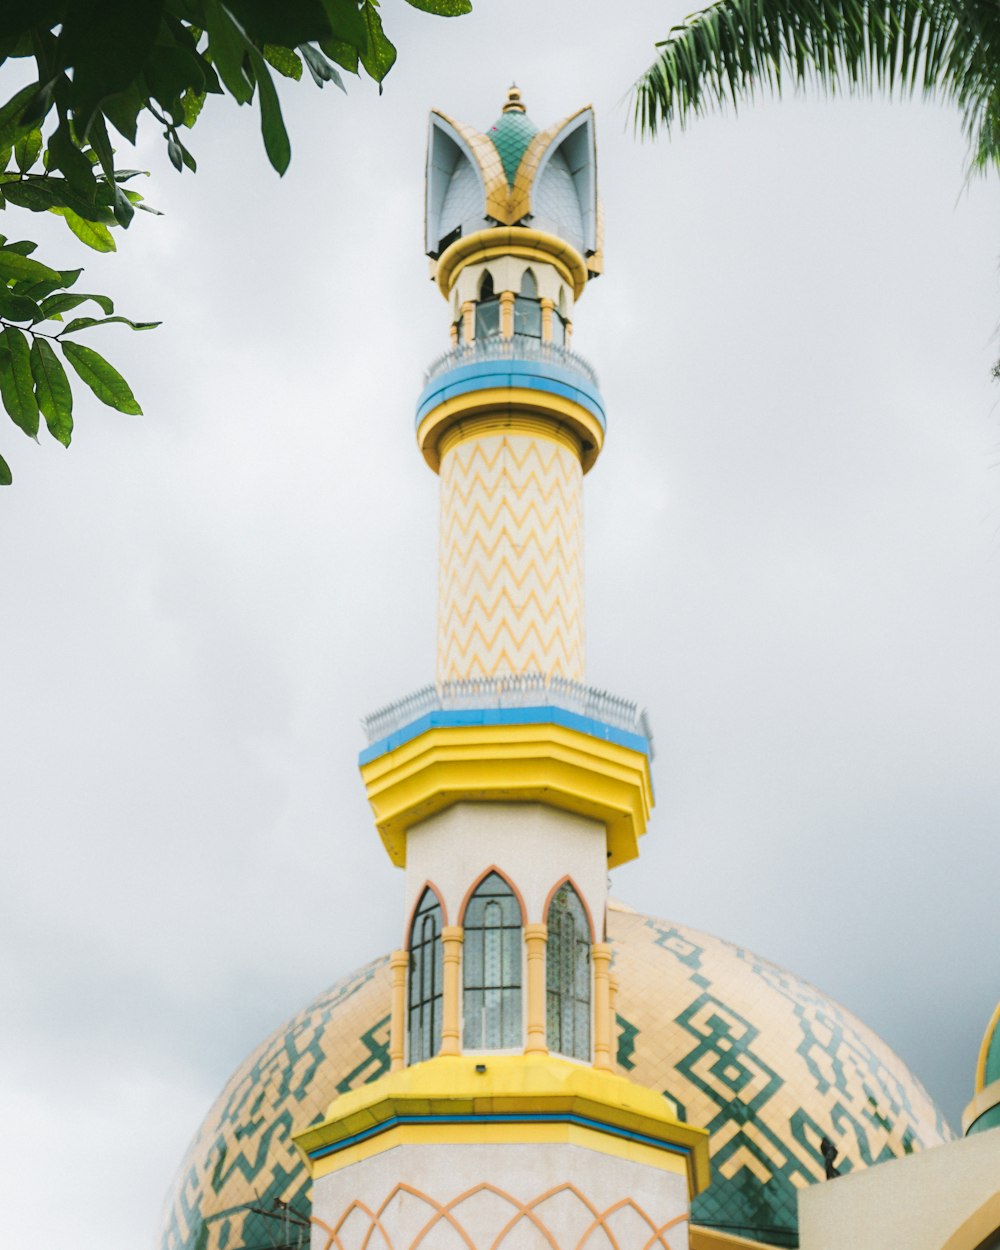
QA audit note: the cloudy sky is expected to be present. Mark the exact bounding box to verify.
[3,3,999,1247]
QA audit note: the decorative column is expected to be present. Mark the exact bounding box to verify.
[524,922,549,1055]
[440,925,463,1056]
[609,972,620,1067]
[461,299,474,341]
[540,296,554,343]
[388,949,408,1072]
[499,289,515,338]
[592,942,613,1071]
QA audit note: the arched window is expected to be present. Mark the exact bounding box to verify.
[479,270,495,299]
[475,270,500,338]
[519,268,538,297]
[546,883,591,1060]
[463,872,522,1048]
[408,888,443,1063]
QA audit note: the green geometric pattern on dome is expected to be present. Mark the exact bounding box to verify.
[486,109,538,185]
[159,908,954,1250]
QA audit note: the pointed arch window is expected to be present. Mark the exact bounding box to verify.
[463,872,522,1048]
[475,269,500,338]
[546,884,591,1061]
[408,888,443,1063]
[519,269,538,297]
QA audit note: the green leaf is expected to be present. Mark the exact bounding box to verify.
[39,292,115,318]
[205,0,254,104]
[2,177,115,222]
[403,0,471,12]
[58,0,165,137]
[0,326,39,436]
[247,46,291,173]
[319,0,369,52]
[0,450,11,485]
[359,2,396,87]
[299,43,346,91]
[0,288,41,321]
[61,314,160,334]
[0,249,61,284]
[13,127,42,172]
[47,123,100,196]
[30,336,73,446]
[0,84,40,148]
[101,82,146,144]
[3,239,36,256]
[318,38,359,74]
[62,340,142,415]
[51,207,117,252]
[263,44,303,80]
[181,88,207,127]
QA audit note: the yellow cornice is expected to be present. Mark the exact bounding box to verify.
[360,721,653,869]
[435,227,589,301]
[417,391,604,476]
[293,1054,709,1196]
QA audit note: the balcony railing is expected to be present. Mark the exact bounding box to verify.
[423,334,600,391]
[362,672,652,752]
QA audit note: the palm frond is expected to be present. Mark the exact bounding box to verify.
[634,0,1000,171]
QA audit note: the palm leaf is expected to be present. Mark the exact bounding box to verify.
[634,0,1000,171]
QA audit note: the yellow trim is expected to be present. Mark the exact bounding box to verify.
[389,949,407,1072]
[293,1053,709,1196]
[440,926,463,1056]
[689,1229,780,1250]
[939,1190,1000,1250]
[418,392,604,476]
[961,1075,1000,1135]
[592,942,613,1072]
[974,1001,1000,1093]
[436,228,589,301]
[307,1118,690,1181]
[360,722,654,869]
[523,923,548,1055]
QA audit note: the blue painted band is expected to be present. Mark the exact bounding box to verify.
[359,706,650,766]
[307,1109,692,1163]
[415,358,606,430]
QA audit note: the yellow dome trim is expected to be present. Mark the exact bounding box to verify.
[974,1000,1000,1093]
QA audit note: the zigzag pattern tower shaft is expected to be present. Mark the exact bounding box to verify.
[437,431,585,683]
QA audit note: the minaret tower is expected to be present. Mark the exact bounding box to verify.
[295,90,709,1250]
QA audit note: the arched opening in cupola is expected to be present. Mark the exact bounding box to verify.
[461,870,522,1048]
[545,881,591,1060]
[407,886,443,1063]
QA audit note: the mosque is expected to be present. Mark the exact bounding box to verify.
[158,89,999,1250]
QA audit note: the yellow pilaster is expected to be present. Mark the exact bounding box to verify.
[449,322,458,346]
[389,949,408,1071]
[461,299,474,341]
[565,319,573,347]
[524,922,549,1055]
[540,296,554,343]
[440,926,463,1056]
[605,970,620,1070]
[592,942,613,1071]
[499,289,515,338]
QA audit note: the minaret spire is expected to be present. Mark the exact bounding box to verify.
[294,89,707,1250]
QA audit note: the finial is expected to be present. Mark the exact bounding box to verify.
[502,83,525,114]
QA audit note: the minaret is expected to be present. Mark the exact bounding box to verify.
[295,89,709,1250]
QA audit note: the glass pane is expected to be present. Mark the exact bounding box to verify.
[465,929,483,988]
[476,298,500,338]
[455,316,464,343]
[550,312,566,346]
[502,928,521,987]
[483,988,502,1048]
[574,1001,590,1060]
[514,296,541,338]
[464,990,483,1048]
[501,989,522,1048]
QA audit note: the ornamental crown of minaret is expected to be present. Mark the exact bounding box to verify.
[425,85,603,281]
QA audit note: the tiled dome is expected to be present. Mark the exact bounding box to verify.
[159,903,952,1250]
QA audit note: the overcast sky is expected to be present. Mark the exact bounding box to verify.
[3,4,999,1248]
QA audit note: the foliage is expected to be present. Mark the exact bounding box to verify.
[0,0,471,485]
[633,0,1000,172]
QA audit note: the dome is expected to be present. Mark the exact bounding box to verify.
[486,92,538,185]
[159,902,953,1250]
[965,1001,1000,1136]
